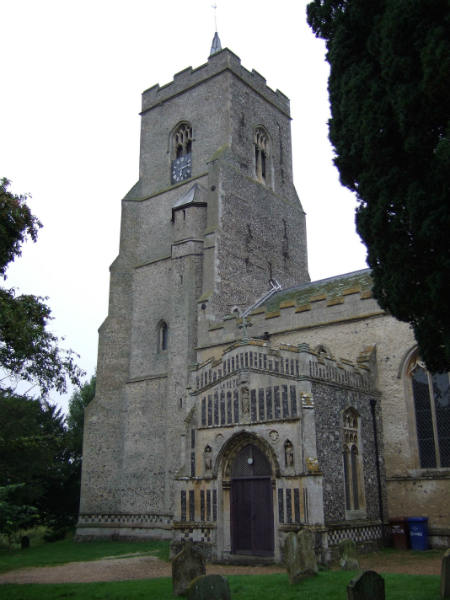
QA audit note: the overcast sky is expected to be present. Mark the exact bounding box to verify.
[1,0,367,413]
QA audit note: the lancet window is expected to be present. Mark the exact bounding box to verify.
[254,127,270,185]
[159,321,169,352]
[342,408,364,515]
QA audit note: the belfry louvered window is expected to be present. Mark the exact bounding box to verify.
[411,362,450,468]
[171,123,193,185]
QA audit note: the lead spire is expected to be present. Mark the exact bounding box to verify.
[210,4,222,56]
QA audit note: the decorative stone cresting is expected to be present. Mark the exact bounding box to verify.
[186,574,231,600]
[339,538,360,571]
[347,570,385,600]
[172,541,206,597]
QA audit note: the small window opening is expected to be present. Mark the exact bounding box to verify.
[254,127,270,186]
[160,322,169,351]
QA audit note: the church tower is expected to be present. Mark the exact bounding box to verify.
[78,43,309,526]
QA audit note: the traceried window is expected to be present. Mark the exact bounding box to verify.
[254,127,270,185]
[342,408,365,516]
[171,123,193,185]
[173,123,192,159]
[410,359,450,468]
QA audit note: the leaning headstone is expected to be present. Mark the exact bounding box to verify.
[347,570,385,600]
[172,541,206,597]
[441,548,450,598]
[284,529,318,584]
[339,538,360,571]
[21,536,30,549]
[186,574,231,600]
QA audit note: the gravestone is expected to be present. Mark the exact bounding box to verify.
[284,529,318,584]
[172,541,206,596]
[339,538,360,571]
[347,570,385,600]
[21,536,30,549]
[186,574,231,600]
[441,548,450,598]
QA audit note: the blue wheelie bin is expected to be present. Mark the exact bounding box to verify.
[407,517,429,551]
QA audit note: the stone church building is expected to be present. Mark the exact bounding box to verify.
[76,38,450,562]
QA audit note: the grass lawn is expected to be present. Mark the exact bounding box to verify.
[0,572,441,600]
[0,536,171,575]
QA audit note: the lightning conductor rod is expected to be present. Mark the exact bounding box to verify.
[212,3,218,32]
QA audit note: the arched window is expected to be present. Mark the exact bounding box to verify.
[342,408,365,515]
[409,357,450,468]
[254,127,270,186]
[171,123,193,185]
[159,321,169,352]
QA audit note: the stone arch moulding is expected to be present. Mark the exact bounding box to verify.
[398,345,421,469]
[314,343,333,357]
[213,430,281,480]
[396,344,419,379]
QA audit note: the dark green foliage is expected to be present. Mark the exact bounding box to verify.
[0,393,80,530]
[66,374,96,463]
[0,287,84,397]
[0,178,41,278]
[0,178,84,396]
[307,0,450,372]
[0,484,38,554]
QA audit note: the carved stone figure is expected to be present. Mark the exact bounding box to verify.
[242,388,250,414]
[204,445,212,471]
[285,441,294,468]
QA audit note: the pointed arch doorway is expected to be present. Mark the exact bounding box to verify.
[230,444,274,556]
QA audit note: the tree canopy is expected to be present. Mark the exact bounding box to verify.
[307,0,450,372]
[0,178,84,395]
[0,484,38,553]
[66,373,96,469]
[0,392,80,530]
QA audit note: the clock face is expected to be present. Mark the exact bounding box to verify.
[171,153,192,184]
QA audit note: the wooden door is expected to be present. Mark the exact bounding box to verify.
[230,444,274,557]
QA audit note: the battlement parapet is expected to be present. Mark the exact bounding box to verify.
[141,48,290,115]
